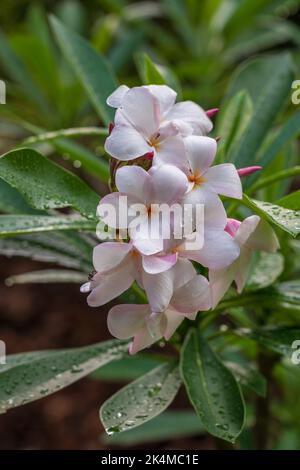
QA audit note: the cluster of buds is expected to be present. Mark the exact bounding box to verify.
[81,85,279,354]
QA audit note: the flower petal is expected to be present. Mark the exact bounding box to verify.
[172,258,196,290]
[165,101,213,135]
[183,185,227,230]
[171,274,211,313]
[150,164,188,204]
[146,85,177,115]
[184,135,217,174]
[209,265,236,308]
[121,86,160,137]
[115,165,151,203]
[107,85,130,107]
[107,303,150,339]
[235,215,260,246]
[246,219,279,252]
[225,218,241,237]
[153,135,187,169]
[130,326,159,354]
[204,163,242,199]
[105,125,152,161]
[234,249,253,293]
[142,269,175,312]
[87,266,134,306]
[93,242,132,273]
[98,192,143,229]
[180,230,240,269]
[142,252,178,274]
[163,307,185,340]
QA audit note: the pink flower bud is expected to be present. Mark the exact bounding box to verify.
[237,166,262,177]
[206,108,219,118]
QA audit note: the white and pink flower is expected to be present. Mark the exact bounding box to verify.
[105,84,212,167]
[108,269,211,354]
[80,84,281,354]
[209,215,279,308]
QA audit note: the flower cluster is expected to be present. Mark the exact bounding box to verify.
[81,85,279,354]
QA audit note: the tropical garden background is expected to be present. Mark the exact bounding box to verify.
[0,0,300,450]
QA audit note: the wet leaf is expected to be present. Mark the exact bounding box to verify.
[225,361,267,397]
[0,214,96,236]
[101,410,204,446]
[100,362,181,435]
[0,148,99,219]
[246,252,284,291]
[180,329,245,443]
[0,339,129,412]
[5,269,87,286]
[241,326,300,357]
[243,195,300,238]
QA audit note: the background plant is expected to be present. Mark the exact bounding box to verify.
[0,0,300,450]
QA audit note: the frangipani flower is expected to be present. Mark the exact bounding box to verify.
[105,84,212,167]
[108,271,211,354]
[98,164,188,255]
[209,215,279,308]
[182,136,242,230]
[81,238,199,315]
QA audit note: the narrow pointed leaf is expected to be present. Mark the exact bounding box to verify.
[6,269,87,286]
[242,194,300,238]
[225,362,267,397]
[102,411,204,446]
[0,179,39,214]
[242,327,300,357]
[0,148,99,219]
[246,252,284,291]
[180,329,245,443]
[0,339,129,412]
[50,15,117,124]
[246,110,300,188]
[100,362,181,435]
[277,190,300,210]
[0,232,92,272]
[229,54,294,169]
[0,215,96,236]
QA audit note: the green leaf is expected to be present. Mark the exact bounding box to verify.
[277,190,300,210]
[0,179,40,214]
[141,53,182,97]
[92,354,165,382]
[0,29,51,114]
[243,327,300,357]
[271,280,300,311]
[229,54,294,169]
[5,269,87,286]
[216,90,253,162]
[50,15,117,125]
[180,329,245,443]
[0,232,92,272]
[246,110,300,187]
[0,339,129,412]
[246,252,284,291]
[0,148,99,219]
[100,362,181,435]
[0,215,96,236]
[225,361,267,398]
[101,411,204,446]
[242,194,300,238]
